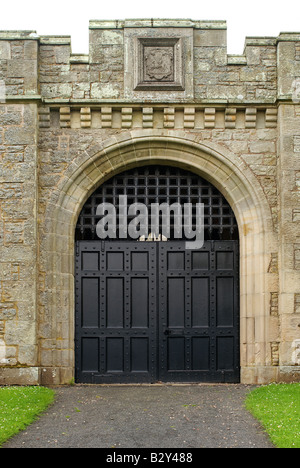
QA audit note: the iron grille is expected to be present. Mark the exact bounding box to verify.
[76,166,239,241]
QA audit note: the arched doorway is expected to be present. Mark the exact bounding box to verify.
[40,131,277,385]
[75,165,240,383]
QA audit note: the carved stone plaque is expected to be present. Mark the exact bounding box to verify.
[124,28,193,100]
[134,37,184,91]
[144,46,174,82]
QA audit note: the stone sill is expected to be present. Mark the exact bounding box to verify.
[5,95,42,102]
[70,54,89,64]
[42,98,278,106]
[0,30,38,40]
[227,55,247,66]
[2,95,281,107]
[89,19,228,30]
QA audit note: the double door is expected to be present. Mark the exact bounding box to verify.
[75,241,240,383]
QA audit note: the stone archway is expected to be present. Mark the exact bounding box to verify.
[39,130,277,385]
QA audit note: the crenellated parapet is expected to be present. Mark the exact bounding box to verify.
[1,20,299,105]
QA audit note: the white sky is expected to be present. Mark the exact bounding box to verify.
[0,0,299,54]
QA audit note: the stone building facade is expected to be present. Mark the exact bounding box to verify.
[0,19,299,385]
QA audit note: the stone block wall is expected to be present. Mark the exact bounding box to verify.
[0,20,299,384]
[0,33,39,384]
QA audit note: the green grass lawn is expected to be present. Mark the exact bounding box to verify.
[0,384,299,448]
[0,386,55,446]
[245,383,300,448]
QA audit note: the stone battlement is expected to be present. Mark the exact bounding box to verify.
[0,20,300,104]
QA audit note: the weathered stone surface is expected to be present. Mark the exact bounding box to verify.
[0,20,299,385]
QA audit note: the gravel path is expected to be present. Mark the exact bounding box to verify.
[3,384,274,449]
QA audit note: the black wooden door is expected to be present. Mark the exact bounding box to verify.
[158,241,240,383]
[75,240,239,384]
[75,241,157,383]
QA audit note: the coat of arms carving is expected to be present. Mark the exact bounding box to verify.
[133,37,186,92]
[144,47,174,82]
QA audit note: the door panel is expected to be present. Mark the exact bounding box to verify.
[167,278,185,328]
[106,277,124,328]
[81,278,99,328]
[191,277,210,327]
[192,337,210,371]
[216,277,234,327]
[131,278,149,328]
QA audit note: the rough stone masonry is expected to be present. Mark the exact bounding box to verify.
[0,19,299,385]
